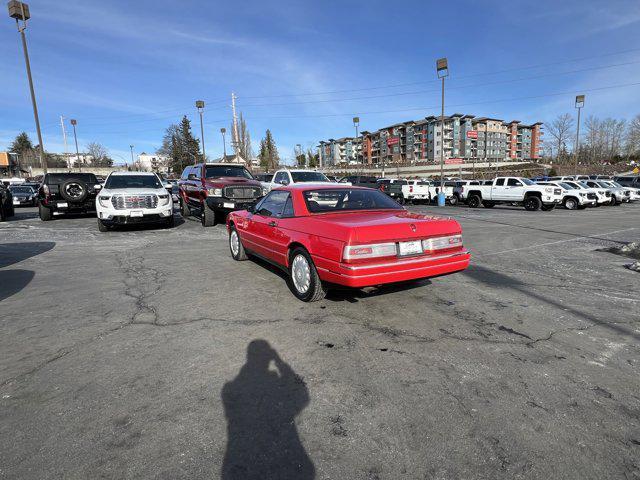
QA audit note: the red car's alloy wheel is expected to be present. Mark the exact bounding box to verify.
[288,248,327,302]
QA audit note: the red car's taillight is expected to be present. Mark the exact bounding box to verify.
[422,234,463,253]
[343,242,396,261]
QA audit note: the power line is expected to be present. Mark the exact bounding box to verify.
[238,47,640,100]
[237,59,640,108]
[235,80,640,121]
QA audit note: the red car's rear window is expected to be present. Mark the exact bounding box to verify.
[303,189,403,213]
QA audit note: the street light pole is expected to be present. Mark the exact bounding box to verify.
[220,128,227,160]
[70,119,80,172]
[574,95,585,176]
[196,100,205,162]
[8,1,46,173]
[436,58,449,207]
[129,144,135,169]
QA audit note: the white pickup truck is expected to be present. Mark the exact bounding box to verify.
[401,180,432,204]
[464,176,564,211]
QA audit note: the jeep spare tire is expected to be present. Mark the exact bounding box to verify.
[60,179,88,202]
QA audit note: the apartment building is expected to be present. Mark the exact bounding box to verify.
[318,137,362,166]
[319,113,543,166]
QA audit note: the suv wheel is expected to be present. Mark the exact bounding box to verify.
[39,203,53,221]
[564,197,578,210]
[289,248,327,302]
[523,196,542,211]
[97,218,110,232]
[180,197,190,217]
[468,195,481,208]
[229,225,248,261]
[201,203,217,227]
[449,195,459,206]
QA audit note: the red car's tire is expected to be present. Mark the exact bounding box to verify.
[288,247,327,302]
[229,225,248,261]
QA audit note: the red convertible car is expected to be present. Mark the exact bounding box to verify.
[226,185,470,301]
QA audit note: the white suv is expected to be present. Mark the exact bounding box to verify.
[267,169,331,192]
[96,172,174,232]
[536,181,597,209]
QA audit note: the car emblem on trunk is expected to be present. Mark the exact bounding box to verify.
[410,223,417,232]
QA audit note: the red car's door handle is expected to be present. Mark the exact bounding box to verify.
[268,221,277,227]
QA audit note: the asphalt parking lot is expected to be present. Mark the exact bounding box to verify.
[1,203,639,480]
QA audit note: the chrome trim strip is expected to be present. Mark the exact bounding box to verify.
[340,250,470,271]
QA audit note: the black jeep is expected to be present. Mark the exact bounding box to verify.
[37,173,102,221]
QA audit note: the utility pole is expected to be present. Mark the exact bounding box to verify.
[70,119,80,172]
[9,1,47,173]
[574,95,585,175]
[60,115,69,167]
[129,145,135,168]
[231,92,240,157]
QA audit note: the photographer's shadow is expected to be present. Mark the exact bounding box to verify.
[221,340,315,480]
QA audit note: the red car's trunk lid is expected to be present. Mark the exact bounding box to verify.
[310,210,461,244]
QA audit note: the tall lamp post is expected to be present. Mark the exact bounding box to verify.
[353,116,360,166]
[129,144,135,169]
[295,143,302,167]
[436,57,449,206]
[196,100,205,162]
[220,128,227,160]
[70,119,81,172]
[574,95,585,175]
[8,1,46,173]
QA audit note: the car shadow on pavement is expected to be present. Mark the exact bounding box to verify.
[0,241,55,268]
[463,264,640,341]
[0,242,54,302]
[0,269,35,302]
[325,279,432,303]
[247,254,432,303]
[221,340,315,480]
[4,209,39,221]
[106,215,185,232]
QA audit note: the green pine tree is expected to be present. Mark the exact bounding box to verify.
[10,132,33,153]
[258,129,279,172]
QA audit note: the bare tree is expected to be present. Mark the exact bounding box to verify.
[625,114,640,157]
[233,113,253,162]
[86,142,113,167]
[546,113,574,162]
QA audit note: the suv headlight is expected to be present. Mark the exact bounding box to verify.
[98,195,111,208]
[207,188,222,197]
[158,194,170,206]
[261,187,269,196]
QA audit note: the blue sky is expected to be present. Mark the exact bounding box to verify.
[2,0,640,164]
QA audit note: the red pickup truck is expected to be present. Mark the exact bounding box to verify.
[178,163,265,226]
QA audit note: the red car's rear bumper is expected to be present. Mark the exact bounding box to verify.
[313,250,471,288]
